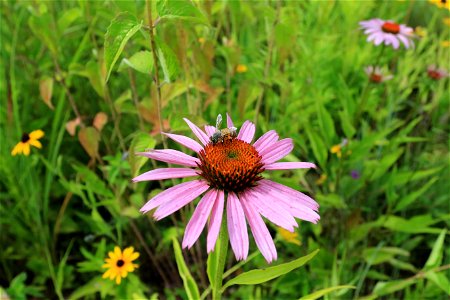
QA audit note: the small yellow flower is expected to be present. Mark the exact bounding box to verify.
[278,228,301,246]
[414,26,427,37]
[236,64,248,73]
[316,174,327,185]
[102,246,139,285]
[198,37,205,44]
[429,0,450,10]
[11,130,44,156]
[443,17,450,27]
[442,40,450,47]
[330,144,342,158]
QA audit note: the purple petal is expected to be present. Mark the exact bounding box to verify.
[227,192,249,260]
[132,168,199,182]
[241,199,277,263]
[137,149,200,167]
[163,133,203,153]
[204,125,216,137]
[237,120,256,143]
[264,162,316,170]
[253,130,279,153]
[241,190,297,232]
[259,179,319,210]
[397,34,410,49]
[207,190,224,253]
[140,180,207,213]
[153,183,210,220]
[183,118,209,146]
[226,113,234,128]
[260,138,294,164]
[182,189,217,249]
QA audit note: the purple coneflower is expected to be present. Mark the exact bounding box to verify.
[360,19,414,49]
[364,66,393,83]
[427,65,448,80]
[350,170,361,180]
[133,114,319,263]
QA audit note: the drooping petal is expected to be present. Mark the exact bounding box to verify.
[264,162,316,170]
[29,129,44,140]
[204,125,216,137]
[397,34,410,49]
[182,189,218,249]
[259,179,319,210]
[227,192,249,260]
[140,180,207,213]
[22,143,30,156]
[11,143,22,156]
[260,138,294,164]
[132,168,199,182]
[183,118,209,146]
[137,149,200,167]
[164,133,203,153]
[241,198,277,263]
[226,113,234,128]
[241,190,297,232]
[237,120,256,143]
[253,130,279,153]
[29,139,42,149]
[207,190,224,253]
[153,182,210,220]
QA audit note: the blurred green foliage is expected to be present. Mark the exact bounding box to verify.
[0,0,449,299]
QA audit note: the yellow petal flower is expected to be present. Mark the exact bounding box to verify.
[29,129,44,140]
[236,64,248,73]
[29,139,42,149]
[330,144,341,154]
[22,143,30,156]
[102,246,140,285]
[278,228,301,246]
[11,143,23,156]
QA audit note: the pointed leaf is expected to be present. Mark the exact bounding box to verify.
[172,238,200,300]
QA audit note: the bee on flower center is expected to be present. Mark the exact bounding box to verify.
[210,114,237,144]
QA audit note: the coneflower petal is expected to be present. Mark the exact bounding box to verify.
[183,118,209,145]
[207,190,224,253]
[253,130,279,153]
[137,149,200,167]
[132,168,199,182]
[163,133,203,153]
[204,125,216,137]
[237,120,256,143]
[227,192,249,260]
[264,162,316,170]
[260,138,294,164]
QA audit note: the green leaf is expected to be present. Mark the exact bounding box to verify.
[155,37,180,83]
[78,127,100,159]
[157,0,209,25]
[305,128,327,168]
[369,148,404,180]
[424,229,447,270]
[317,103,336,146]
[172,238,200,300]
[382,215,444,234]
[128,132,156,178]
[221,249,319,291]
[104,12,142,82]
[394,177,438,212]
[119,50,154,74]
[372,279,416,296]
[207,218,228,300]
[28,14,58,55]
[425,272,450,295]
[338,111,356,138]
[299,285,355,300]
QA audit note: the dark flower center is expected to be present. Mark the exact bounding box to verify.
[441,0,446,4]
[369,73,383,83]
[21,133,30,143]
[427,70,442,80]
[116,259,125,267]
[197,138,264,192]
[381,22,400,34]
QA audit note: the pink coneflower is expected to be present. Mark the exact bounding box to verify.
[359,18,414,49]
[364,66,393,83]
[427,65,448,80]
[133,114,319,263]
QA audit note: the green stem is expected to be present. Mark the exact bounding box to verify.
[212,218,229,300]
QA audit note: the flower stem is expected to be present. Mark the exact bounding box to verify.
[212,218,229,300]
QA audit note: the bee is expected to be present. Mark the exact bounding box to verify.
[210,114,237,144]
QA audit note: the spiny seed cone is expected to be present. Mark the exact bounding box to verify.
[197,138,264,192]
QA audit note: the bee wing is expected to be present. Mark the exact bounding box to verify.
[215,114,223,129]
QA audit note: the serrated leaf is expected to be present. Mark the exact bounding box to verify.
[222,249,319,290]
[157,0,209,25]
[119,50,154,74]
[104,12,142,82]
[155,37,180,83]
[299,285,355,300]
[172,238,200,300]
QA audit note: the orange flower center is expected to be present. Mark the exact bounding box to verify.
[381,22,400,34]
[369,73,383,83]
[21,133,30,143]
[197,139,264,192]
[116,259,125,267]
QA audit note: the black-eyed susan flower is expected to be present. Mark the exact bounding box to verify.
[278,227,301,246]
[429,0,450,11]
[236,64,248,73]
[11,130,44,156]
[133,114,319,263]
[102,246,139,285]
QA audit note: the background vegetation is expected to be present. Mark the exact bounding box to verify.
[1,0,449,299]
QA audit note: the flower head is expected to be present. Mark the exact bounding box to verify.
[236,64,248,73]
[102,246,139,285]
[134,114,319,263]
[364,66,393,83]
[11,130,44,156]
[351,170,361,179]
[359,18,414,49]
[427,65,448,80]
[429,0,450,11]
